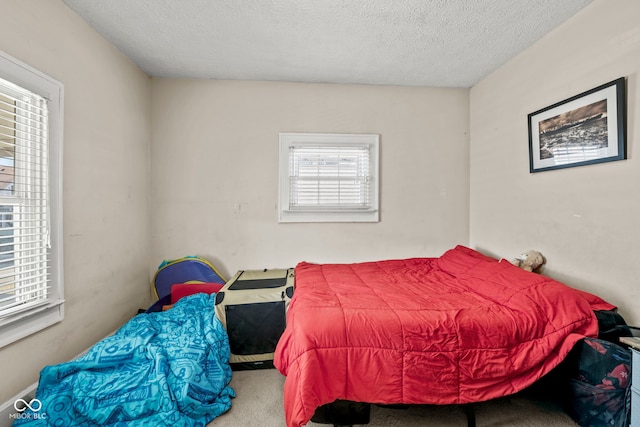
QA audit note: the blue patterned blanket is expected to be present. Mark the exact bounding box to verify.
[14,294,235,426]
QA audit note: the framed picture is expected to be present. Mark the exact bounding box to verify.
[528,77,626,173]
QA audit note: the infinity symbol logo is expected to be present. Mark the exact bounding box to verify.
[14,398,42,412]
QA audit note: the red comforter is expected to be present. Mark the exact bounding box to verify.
[274,246,615,427]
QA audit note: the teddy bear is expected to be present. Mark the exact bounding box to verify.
[511,250,546,273]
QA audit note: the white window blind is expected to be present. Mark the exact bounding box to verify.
[0,50,63,348]
[289,145,372,210]
[0,78,50,316]
[279,133,379,223]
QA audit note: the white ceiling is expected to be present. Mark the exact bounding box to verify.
[62,0,593,88]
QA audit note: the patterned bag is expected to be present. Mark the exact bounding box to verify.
[567,338,631,427]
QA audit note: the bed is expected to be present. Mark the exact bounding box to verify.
[273,245,615,427]
[14,294,235,427]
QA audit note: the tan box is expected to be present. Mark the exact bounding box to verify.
[214,268,294,370]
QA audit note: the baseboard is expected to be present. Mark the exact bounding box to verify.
[0,382,38,427]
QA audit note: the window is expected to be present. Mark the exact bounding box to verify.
[0,50,63,348]
[279,133,379,223]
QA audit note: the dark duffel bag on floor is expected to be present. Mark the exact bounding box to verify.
[566,337,631,427]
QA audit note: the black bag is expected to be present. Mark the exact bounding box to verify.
[595,310,633,343]
[566,338,631,427]
[311,400,371,426]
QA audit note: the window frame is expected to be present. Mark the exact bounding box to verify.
[278,132,379,223]
[0,50,64,349]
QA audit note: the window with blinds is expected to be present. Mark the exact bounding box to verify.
[0,50,63,348]
[279,133,379,223]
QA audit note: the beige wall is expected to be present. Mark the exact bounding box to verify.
[150,79,470,278]
[0,1,151,403]
[470,0,640,324]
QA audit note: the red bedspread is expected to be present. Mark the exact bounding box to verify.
[274,246,615,427]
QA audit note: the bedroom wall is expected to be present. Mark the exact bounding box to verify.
[150,79,469,278]
[469,0,640,324]
[0,0,151,404]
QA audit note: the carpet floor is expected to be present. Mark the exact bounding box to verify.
[208,369,578,426]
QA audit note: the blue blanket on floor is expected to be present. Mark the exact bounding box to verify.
[14,294,235,426]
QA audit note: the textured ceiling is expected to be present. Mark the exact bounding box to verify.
[62,0,593,88]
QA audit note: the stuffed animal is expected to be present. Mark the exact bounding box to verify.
[511,250,546,273]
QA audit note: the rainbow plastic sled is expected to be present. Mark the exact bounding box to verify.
[147,256,226,312]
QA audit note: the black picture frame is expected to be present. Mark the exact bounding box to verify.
[528,77,626,173]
